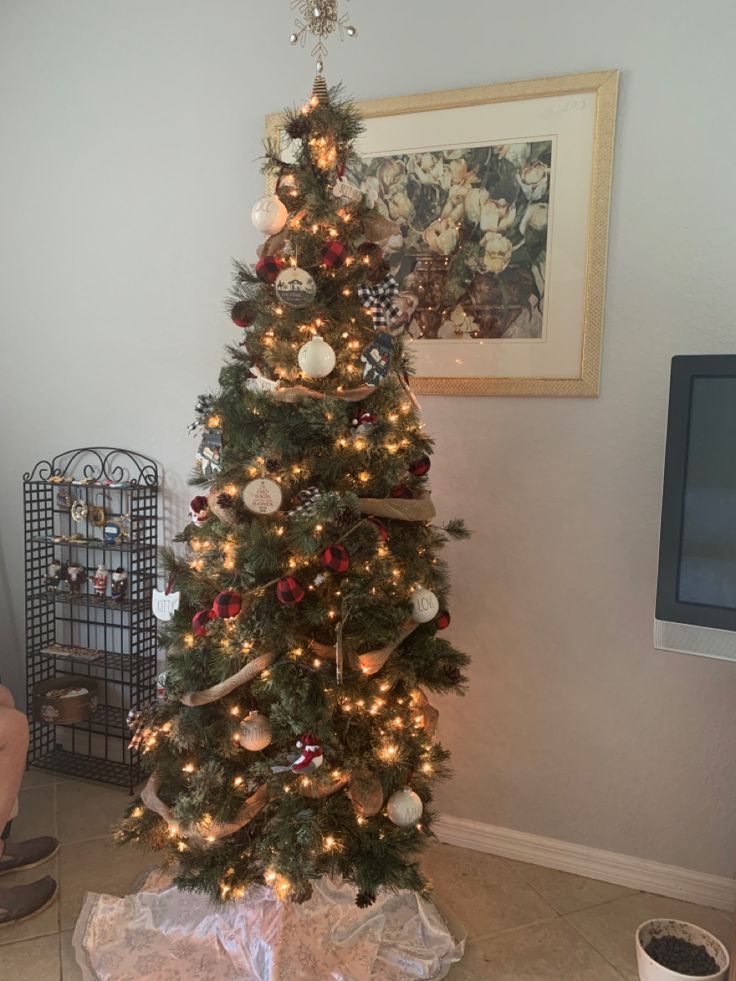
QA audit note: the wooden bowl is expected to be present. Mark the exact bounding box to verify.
[32,675,98,725]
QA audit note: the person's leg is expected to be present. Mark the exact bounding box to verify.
[0,684,15,710]
[0,705,28,855]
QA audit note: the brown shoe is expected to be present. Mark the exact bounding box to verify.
[0,837,59,876]
[0,876,58,928]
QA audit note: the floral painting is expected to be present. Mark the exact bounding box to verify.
[347,140,552,340]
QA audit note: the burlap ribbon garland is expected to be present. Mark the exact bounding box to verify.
[412,687,439,739]
[358,493,435,523]
[140,770,270,844]
[180,651,276,707]
[272,382,376,404]
[310,618,419,676]
[298,773,350,799]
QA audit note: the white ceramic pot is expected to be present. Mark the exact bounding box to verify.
[636,919,729,981]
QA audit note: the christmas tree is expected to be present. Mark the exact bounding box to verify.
[119,80,470,909]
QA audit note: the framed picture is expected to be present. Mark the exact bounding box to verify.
[266,70,618,396]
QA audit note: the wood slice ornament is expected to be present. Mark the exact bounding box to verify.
[275,266,316,308]
[238,710,272,751]
[348,768,384,818]
[242,478,282,515]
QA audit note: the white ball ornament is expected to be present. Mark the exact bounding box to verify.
[251,194,288,235]
[275,266,317,308]
[411,587,439,623]
[238,711,272,752]
[298,335,336,379]
[386,788,424,827]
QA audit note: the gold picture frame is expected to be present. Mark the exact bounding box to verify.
[266,70,619,397]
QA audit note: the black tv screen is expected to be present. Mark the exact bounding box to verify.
[656,355,736,632]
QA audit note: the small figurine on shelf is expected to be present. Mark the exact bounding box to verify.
[66,561,86,594]
[46,558,63,593]
[93,565,108,600]
[111,567,128,602]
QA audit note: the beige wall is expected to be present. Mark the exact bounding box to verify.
[1,0,734,878]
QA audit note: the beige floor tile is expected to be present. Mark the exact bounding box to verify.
[21,768,58,790]
[60,929,83,981]
[0,855,60,946]
[0,932,60,979]
[423,842,557,939]
[447,918,624,980]
[56,779,132,844]
[12,784,57,843]
[518,863,640,914]
[568,891,732,981]
[58,835,160,930]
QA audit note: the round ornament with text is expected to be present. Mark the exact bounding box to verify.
[275,266,317,308]
[411,587,439,623]
[242,478,282,515]
[238,710,272,751]
[298,335,336,378]
[386,788,423,827]
[251,194,288,235]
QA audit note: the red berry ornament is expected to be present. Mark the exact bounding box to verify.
[390,485,413,499]
[409,455,431,477]
[320,240,348,269]
[212,591,242,619]
[231,301,255,328]
[256,255,285,285]
[321,544,350,574]
[367,516,389,541]
[192,609,216,637]
[276,576,305,605]
[436,609,451,630]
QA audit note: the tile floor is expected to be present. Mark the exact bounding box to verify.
[0,769,732,980]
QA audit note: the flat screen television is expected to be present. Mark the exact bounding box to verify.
[655,355,736,660]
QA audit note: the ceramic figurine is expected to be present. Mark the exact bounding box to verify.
[111,567,128,602]
[46,558,63,593]
[66,561,86,594]
[93,565,108,599]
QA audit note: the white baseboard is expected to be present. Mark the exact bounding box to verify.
[434,815,736,913]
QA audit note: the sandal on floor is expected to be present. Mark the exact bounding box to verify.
[0,837,59,876]
[0,876,58,928]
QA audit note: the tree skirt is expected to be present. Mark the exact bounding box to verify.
[72,870,465,981]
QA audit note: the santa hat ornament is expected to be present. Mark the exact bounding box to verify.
[352,410,376,437]
[291,733,323,773]
[321,544,350,574]
[190,496,209,527]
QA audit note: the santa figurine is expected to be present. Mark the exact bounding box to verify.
[352,409,376,438]
[93,565,108,599]
[189,496,209,527]
[111,567,128,602]
[66,561,86,594]
[290,733,323,773]
[46,558,63,593]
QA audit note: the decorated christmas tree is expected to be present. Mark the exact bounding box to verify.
[119,77,470,909]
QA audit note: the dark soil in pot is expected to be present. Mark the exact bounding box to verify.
[645,935,719,976]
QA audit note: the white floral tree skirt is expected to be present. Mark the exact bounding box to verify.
[73,870,465,981]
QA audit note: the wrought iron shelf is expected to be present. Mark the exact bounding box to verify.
[30,749,140,790]
[34,702,130,738]
[32,592,149,614]
[31,646,135,676]
[29,536,155,553]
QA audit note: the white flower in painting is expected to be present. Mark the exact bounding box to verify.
[498,143,531,168]
[408,152,445,186]
[517,161,548,201]
[480,197,516,233]
[443,149,466,160]
[437,305,480,338]
[445,157,476,187]
[377,158,407,192]
[464,187,490,224]
[481,231,513,274]
[384,232,405,253]
[520,203,549,242]
[423,218,459,255]
[440,185,468,224]
[388,189,414,222]
[361,176,381,209]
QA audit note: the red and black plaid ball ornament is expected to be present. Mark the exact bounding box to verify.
[320,240,348,269]
[436,609,451,630]
[256,255,285,285]
[367,516,389,541]
[276,576,305,606]
[390,485,413,499]
[231,301,255,329]
[212,591,242,619]
[409,455,431,477]
[192,609,216,637]
[321,544,350,574]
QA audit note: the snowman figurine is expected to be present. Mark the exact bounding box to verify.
[111,567,128,602]
[93,565,108,600]
[46,558,63,593]
[290,733,324,773]
[352,410,376,438]
[66,561,86,594]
